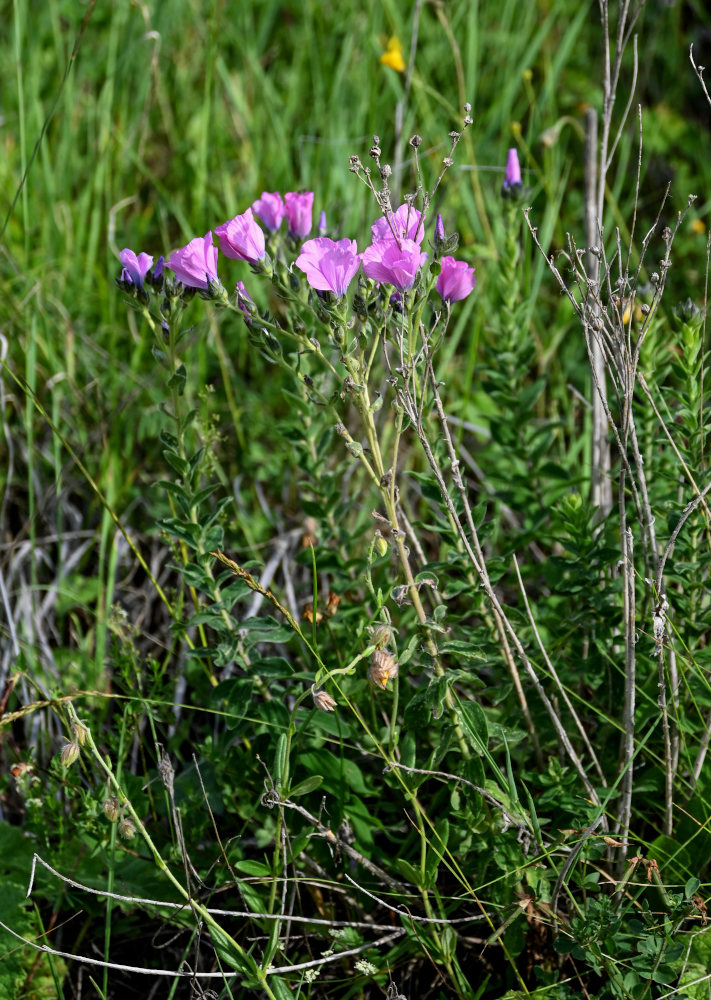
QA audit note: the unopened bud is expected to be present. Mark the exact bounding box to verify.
[71,721,89,746]
[312,687,337,712]
[371,624,393,650]
[118,817,137,840]
[375,532,388,557]
[103,796,120,822]
[61,742,80,768]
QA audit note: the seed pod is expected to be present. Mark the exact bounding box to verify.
[61,742,80,768]
[118,817,137,840]
[103,796,120,822]
[312,688,337,712]
[71,721,89,746]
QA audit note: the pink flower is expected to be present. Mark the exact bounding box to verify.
[436,257,476,302]
[361,238,427,291]
[285,191,314,238]
[252,192,285,231]
[295,237,361,297]
[119,249,153,288]
[166,232,219,289]
[371,203,424,245]
[215,208,265,263]
[502,148,522,191]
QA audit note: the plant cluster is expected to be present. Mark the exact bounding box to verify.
[2,2,711,999]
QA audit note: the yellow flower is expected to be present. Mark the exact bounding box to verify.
[380,36,406,73]
[691,218,705,235]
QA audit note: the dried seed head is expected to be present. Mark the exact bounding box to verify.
[303,603,323,625]
[118,817,137,840]
[312,687,337,712]
[103,796,120,823]
[409,133,422,148]
[302,516,318,548]
[369,649,398,688]
[61,742,80,768]
[370,144,382,160]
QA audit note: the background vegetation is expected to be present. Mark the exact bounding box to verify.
[2,0,711,998]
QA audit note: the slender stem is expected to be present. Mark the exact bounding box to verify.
[68,706,280,1000]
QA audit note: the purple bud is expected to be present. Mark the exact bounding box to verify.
[318,210,327,236]
[153,255,164,280]
[435,214,445,241]
[252,192,286,232]
[502,148,522,193]
[436,256,476,303]
[235,280,255,322]
[285,191,314,238]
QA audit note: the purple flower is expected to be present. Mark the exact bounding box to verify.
[119,249,153,288]
[215,208,265,263]
[436,256,476,303]
[502,148,522,191]
[166,232,219,290]
[371,203,425,245]
[295,237,361,297]
[252,192,285,231]
[361,238,427,291]
[285,191,314,238]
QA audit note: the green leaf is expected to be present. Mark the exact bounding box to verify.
[394,858,423,888]
[212,679,253,728]
[234,860,271,877]
[162,449,189,477]
[289,775,324,797]
[457,701,489,756]
[252,656,294,678]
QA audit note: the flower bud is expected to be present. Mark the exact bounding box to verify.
[312,687,337,712]
[61,742,80,768]
[118,817,137,840]
[103,796,120,822]
[371,624,393,650]
[71,721,89,746]
[375,532,388,557]
[325,591,341,617]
